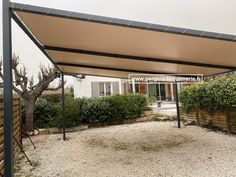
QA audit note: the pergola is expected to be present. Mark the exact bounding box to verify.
[2,0,236,176]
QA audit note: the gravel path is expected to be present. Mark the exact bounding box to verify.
[15,122,236,177]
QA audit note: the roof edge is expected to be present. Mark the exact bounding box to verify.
[10,2,236,42]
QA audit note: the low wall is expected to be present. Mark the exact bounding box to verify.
[0,97,22,175]
[180,106,236,133]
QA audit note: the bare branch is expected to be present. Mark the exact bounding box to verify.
[0,57,24,96]
[0,54,60,99]
[28,76,35,90]
[32,67,60,98]
[12,85,24,96]
[12,54,28,93]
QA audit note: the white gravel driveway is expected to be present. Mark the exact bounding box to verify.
[15,121,236,177]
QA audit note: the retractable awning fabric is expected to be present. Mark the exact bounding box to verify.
[11,3,236,78]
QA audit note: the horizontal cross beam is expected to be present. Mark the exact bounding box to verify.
[56,62,171,75]
[45,46,235,70]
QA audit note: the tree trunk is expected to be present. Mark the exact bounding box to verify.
[24,98,36,132]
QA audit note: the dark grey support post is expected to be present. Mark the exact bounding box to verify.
[175,83,181,128]
[61,73,66,140]
[2,0,13,176]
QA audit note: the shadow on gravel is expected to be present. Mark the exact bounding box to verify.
[86,134,195,152]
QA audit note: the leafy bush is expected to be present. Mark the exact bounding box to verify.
[55,96,82,128]
[26,93,148,128]
[179,84,202,111]
[34,98,58,128]
[79,94,147,124]
[207,77,236,110]
[180,76,236,113]
[40,94,73,104]
[122,94,147,118]
[103,95,126,122]
[79,97,111,124]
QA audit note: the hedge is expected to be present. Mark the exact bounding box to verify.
[52,95,82,128]
[40,94,73,104]
[179,76,236,113]
[23,94,148,128]
[79,94,147,124]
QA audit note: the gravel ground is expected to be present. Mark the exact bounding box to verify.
[15,121,236,177]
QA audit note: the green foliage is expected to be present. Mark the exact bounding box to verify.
[122,94,147,119]
[79,94,147,124]
[40,94,73,104]
[30,93,148,128]
[34,98,58,128]
[179,84,203,111]
[40,94,61,104]
[103,95,126,122]
[79,97,111,124]
[54,95,81,128]
[179,76,236,113]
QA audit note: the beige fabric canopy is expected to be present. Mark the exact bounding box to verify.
[11,3,236,78]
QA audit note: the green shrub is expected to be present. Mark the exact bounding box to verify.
[180,76,236,113]
[21,98,57,128]
[122,94,147,118]
[40,94,61,104]
[79,97,111,124]
[34,98,58,128]
[25,93,148,128]
[207,76,236,110]
[40,94,73,104]
[54,96,81,128]
[179,84,202,111]
[79,94,147,124]
[104,95,125,121]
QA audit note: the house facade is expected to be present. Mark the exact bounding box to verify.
[74,76,125,98]
[73,76,177,101]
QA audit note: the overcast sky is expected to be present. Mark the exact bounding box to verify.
[1,0,236,85]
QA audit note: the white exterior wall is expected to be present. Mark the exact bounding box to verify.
[74,76,124,98]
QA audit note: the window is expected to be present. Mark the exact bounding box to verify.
[105,82,111,96]
[91,81,120,97]
[135,84,140,93]
[99,82,105,96]
[112,82,120,95]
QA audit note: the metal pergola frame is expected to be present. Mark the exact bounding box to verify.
[2,0,235,176]
[2,1,66,176]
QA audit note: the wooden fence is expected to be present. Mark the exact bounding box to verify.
[180,106,236,133]
[0,97,22,175]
